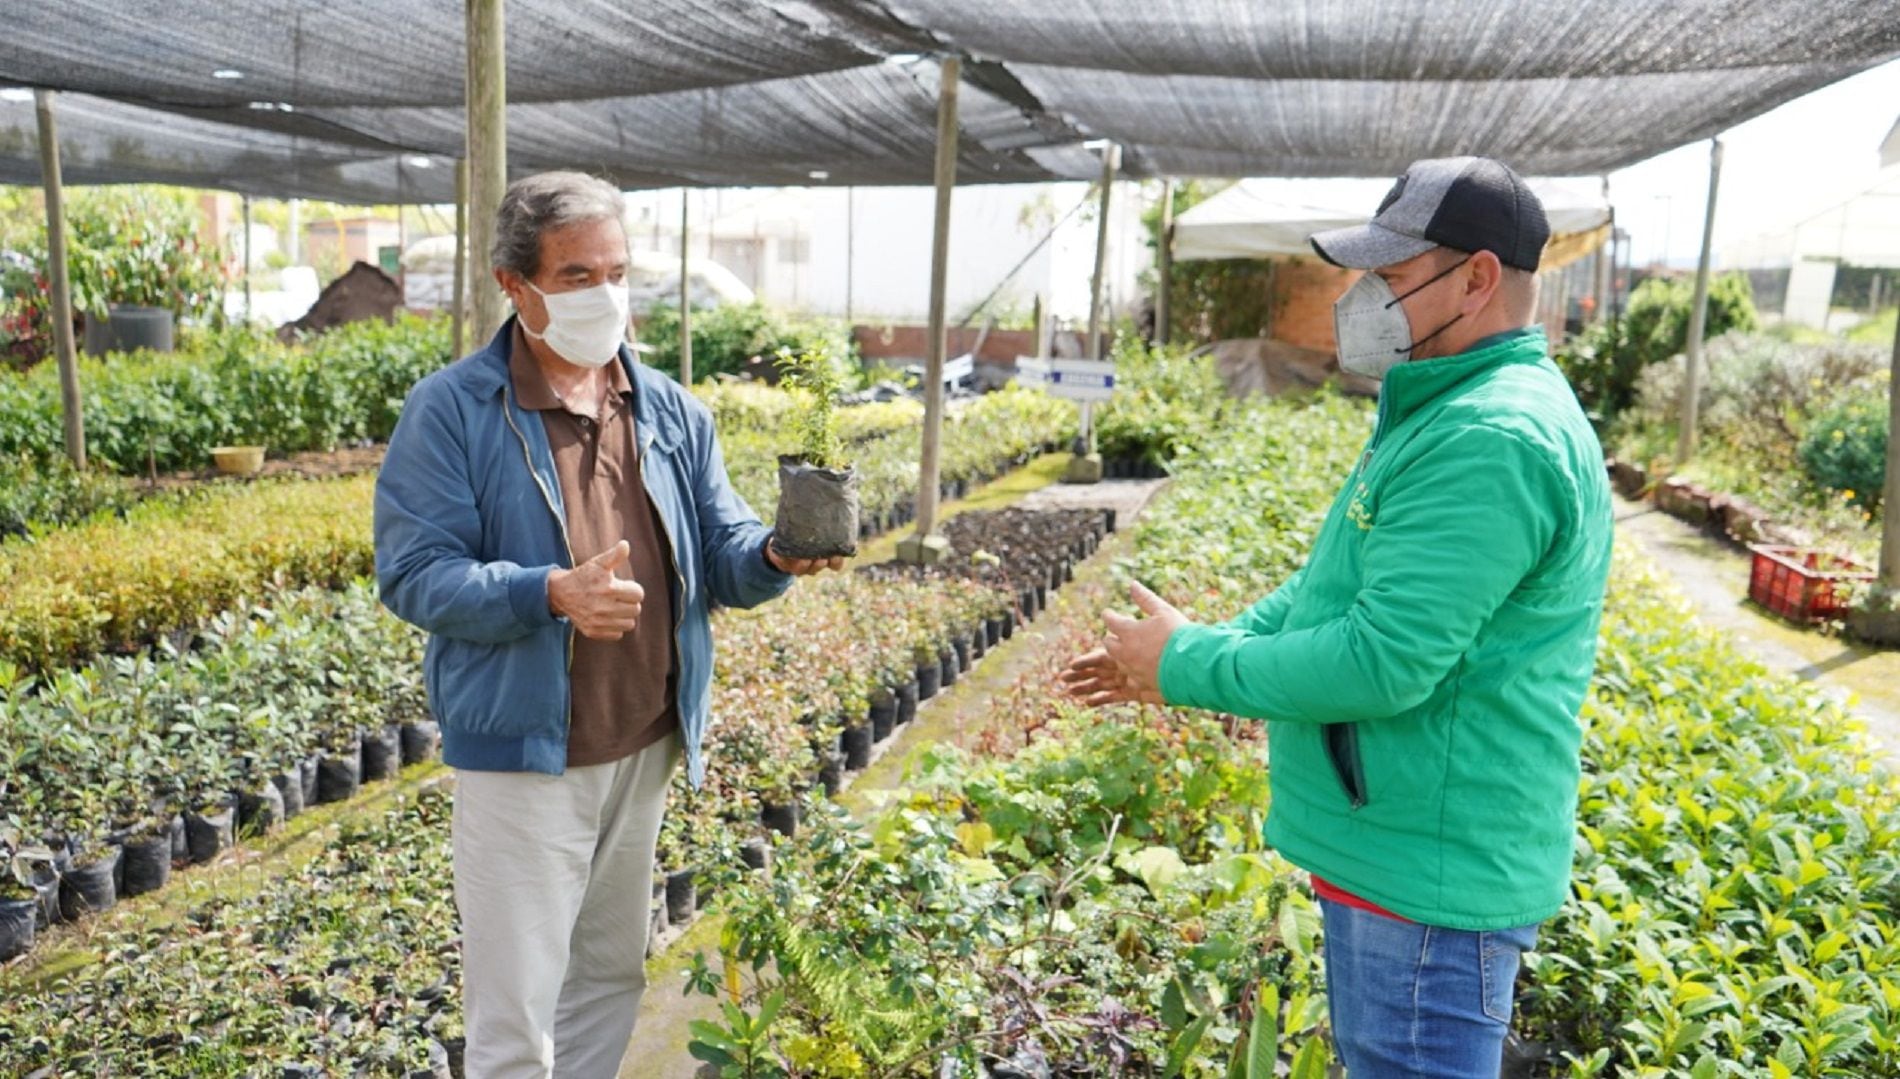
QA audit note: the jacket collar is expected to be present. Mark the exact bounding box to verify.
[462,316,684,452]
[1377,326,1550,428]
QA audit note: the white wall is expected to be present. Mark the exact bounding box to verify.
[623,181,1153,327]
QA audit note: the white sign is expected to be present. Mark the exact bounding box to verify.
[943,353,975,386]
[1015,357,1116,402]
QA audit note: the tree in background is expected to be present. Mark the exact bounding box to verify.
[0,186,227,369]
[1557,271,1759,421]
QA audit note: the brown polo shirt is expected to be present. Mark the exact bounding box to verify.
[510,327,679,767]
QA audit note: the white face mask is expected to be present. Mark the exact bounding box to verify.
[1332,255,1471,381]
[522,280,631,370]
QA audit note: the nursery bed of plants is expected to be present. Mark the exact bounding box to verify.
[689,383,1899,1077]
[6,336,1880,1079]
[0,496,1111,1074]
[0,383,1077,674]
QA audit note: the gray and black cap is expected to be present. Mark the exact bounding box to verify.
[1310,157,1550,273]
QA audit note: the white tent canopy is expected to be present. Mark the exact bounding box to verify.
[1173,176,1612,262]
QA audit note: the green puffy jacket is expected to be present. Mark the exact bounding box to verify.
[1159,327,1612,930]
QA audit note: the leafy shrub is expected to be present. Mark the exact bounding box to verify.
[1609,333,1887,553]
[1558,273,1759,418]
[1096,336,1231,467]
[0,454,138,537]
[0,476,376,672]
[0,314,450,473]
[1799,395,1889,511]
[1,186,228,367]
[638,301,854,385]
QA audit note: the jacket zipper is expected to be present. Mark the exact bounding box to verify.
[501,388,578,680]
[638,431,688,720]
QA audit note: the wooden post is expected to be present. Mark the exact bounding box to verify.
[1086,144,1120,363]
[287,198,301,263]
[466,0,507,342]
[1155,177,1174,345]
[34,90,84,469]
[1677,138,1723,464]
[452,158,468,356]
[679,190,693,385]
[1880,309,1900,590]
[896,56,960,566]
[242,195,254,324]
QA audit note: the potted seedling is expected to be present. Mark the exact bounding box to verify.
[771,345,860,561]
[657,816,699,927]
[0,823,56,960]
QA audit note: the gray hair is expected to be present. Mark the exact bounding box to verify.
[491,171,626,279]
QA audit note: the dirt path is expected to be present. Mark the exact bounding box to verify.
[1613,493,1900,766]
[618,477,1168,1078]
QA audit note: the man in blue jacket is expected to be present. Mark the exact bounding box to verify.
[375,171,837,1079]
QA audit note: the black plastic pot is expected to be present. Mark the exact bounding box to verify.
[1034,583,1050,612]
[299,753,321,809]
[970,628,987,661]
[739,837,770,872]
[953,636,973,673]
[0,897,35,961]
[317,736,365,804]
[59,845,120,920]
[1103,508,1118,534]
[774,456,861,560]
[119,833,172,897]
[29,863,61,929]
[1019,587,1038,622]
[761,801,799,838]
[817,750,846,796]
[400,721,441,766]
[869,696,897,743]
[895,680,919,726]
[185,798,236,865]
[273,766,305,820]
[237,780,285,837]
[167,812,188,866]
[917,662,941,701]
[361,724,403,783]
[664,867,698,925]
[841,721,873,771]
[940,649,958,688]
[987,616,1008,648]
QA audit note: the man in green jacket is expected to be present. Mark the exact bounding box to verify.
[1062,157,1613,1077]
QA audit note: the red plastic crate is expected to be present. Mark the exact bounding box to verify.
[1746,544,1874,624]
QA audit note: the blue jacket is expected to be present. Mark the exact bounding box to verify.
[373,320,791,786]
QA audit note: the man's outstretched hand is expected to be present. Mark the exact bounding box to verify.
[766,538,846,577]
[1058,582,1191,707]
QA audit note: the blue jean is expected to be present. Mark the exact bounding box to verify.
[1319,898,1539,1078]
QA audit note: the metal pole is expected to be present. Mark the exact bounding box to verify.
[1594,178,1611,326]
[466,0,507,342]
[452,157,468,356]
[1086,144,1120,362]
[1155,177,1174,346]
[242,195,254,324]
[898,56,960,565]
[1676,138,1723,464]
[679,190,693,385]
[34,90,84,469]
[1879,310,1900,590]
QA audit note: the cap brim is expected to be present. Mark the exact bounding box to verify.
[1309,221,1437,270]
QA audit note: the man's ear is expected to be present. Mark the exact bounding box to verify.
[1462,250,1504,315]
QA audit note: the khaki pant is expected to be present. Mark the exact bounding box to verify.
[453,732,680,1079]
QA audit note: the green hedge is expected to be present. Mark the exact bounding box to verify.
[0,314,450,474]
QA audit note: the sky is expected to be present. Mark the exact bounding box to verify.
[1606,57,1900,270]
